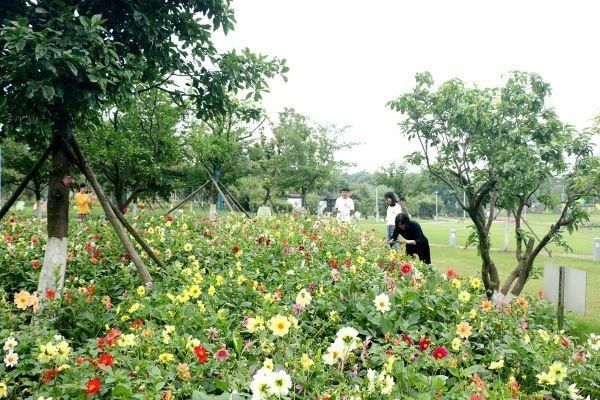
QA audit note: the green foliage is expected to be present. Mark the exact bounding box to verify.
[79,89,186,209]
[0,214,599,399]
[233,176,265,213]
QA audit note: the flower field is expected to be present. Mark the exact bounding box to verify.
[0,213,599,399]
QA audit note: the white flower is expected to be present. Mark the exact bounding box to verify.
[268,370,292,397]
[378,373,394,395]
[588,333,600,351]
[374,293,391,313]
[568,383,584,400]
[250,369,272,400]
[4,352,19,367]
[366,369,376,391]
[296,289,312,306]
[3,337,18,352]
[336,327,359,341]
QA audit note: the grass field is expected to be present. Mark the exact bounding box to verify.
[359,216,600,336]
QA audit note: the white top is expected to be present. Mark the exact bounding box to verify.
[335,197,355,221]
[386,203,403,225]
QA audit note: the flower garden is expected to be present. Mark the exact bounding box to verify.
[1,213,599,400]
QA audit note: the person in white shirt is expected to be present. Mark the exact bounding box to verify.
[334,188,355,222]
[384,192,403,249]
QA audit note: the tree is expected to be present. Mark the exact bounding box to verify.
[389,71,600,296]
[0,2,286,295]
[79,89,185,210]
[0,138,48,215]
[268,108,349,204]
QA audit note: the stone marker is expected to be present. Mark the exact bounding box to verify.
[449,229,456,247]
[594,238,600,262]
[209,204,217,216]
[257,206,272,218]
[543,263,587,316]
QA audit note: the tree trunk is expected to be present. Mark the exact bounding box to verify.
[34,183,43,218]
[470,207,500,294]
[38,119,72,295]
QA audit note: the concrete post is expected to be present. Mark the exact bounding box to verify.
[594,238,600,262]
[449,229,456,248]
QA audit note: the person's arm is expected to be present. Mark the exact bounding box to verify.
[87,194,93,208]
[349,200,355,216]
[334,199,340,215]
[389,227,401,243]
[405,222,426,245]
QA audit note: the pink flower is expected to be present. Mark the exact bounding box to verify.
[400,263,413,275]
[214,347,230,361]
[432,346,449,360]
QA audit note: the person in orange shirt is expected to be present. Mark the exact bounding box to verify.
[74,183,93,220]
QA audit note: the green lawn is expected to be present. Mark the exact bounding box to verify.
[359,218,600,336]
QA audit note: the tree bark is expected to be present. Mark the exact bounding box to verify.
[470,207,500,294]
[38,120,72,295]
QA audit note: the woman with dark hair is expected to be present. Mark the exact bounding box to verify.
[384,192,402,249]
[389,213,431,264]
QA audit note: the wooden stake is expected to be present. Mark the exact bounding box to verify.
[165,180,210,215]
[108,201,166,270]
[0,141,54,220]
[68,138,152,284]
[202,164,235,212]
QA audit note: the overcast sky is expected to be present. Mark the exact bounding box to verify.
[217,0,600,172]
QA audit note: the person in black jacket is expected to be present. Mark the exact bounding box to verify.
[389,213,431,264]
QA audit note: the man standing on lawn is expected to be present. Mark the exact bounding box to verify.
[334,188,355,222]
[74,183,93,220]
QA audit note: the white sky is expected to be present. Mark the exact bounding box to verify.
[217,0,600,172]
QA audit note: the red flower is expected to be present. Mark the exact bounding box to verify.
[31,260,40,268]
[45,289,56,300]
[402,334,413,345]
[31,237,40,245]
[42,368,59,383]
[560,336,570,347]
[400,263,413,275]
[298,245,304,251]
[470,396,484,400]
[165,215,173,222]
[98,353,113,367]
[92,233,100,241]
[194,346,209,363]
[431,346,449,360]
[418,337,431,352]
[86,377,101,395]
[130,319,144,330]
[446,269,460,279]
[232,246,239,254]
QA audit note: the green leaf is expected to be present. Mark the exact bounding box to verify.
[41,85,55,101]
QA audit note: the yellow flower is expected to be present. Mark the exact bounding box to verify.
[136,286,146,296]
[176,292,190,304]
[488,359,504,370]
[451,338,462,351]
[469,277,482,289]
[536,371,556,386]
[128,302,141,313]
[208,285,216,296]
[193,273,204,283]
[264,293,274,303]
[549,362,567,382]
[456,321,472,339]
[263,358,274,371]
[538,329,550,343]
[469,309,477,319]
[57,364,70,371]
[187,337,201,350]
[300,353,314,370]
[329,310,340,322]
[197,301,205,312]
[0,382,8,398]
[159,353,174,363]
[118,333,137,347]
[451,279,462,288]
[188,285,201,299]
[268,315,291,337]
[458,291,471,303]
[237,275,246,285]
[14,290,31,310]
[236,261,242,271]
[184,243,193,252]
[246,317,264,333]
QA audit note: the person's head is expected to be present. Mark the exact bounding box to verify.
[341,188,350,199]
[395,213,411,230]
[79,183,88,193]
[384,192,397,206]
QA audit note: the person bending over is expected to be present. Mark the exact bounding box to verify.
[389,213,431,264]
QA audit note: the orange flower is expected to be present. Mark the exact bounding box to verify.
[481,299,492,311]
